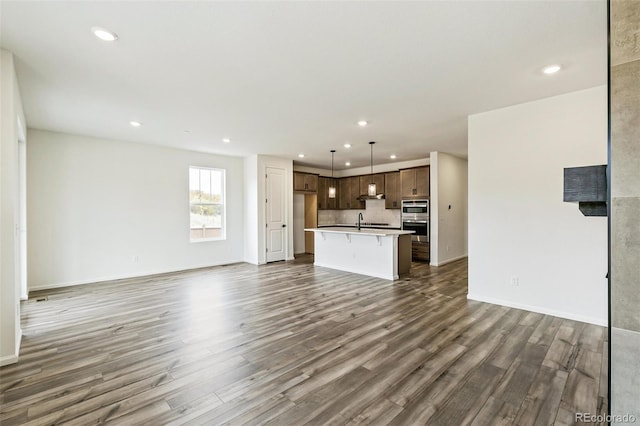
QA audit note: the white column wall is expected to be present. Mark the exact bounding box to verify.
[468,86,608,325]
[0,49,26,365]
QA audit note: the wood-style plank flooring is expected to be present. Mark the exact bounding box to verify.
[0,256,607,425]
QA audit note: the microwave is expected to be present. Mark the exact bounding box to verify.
[401,199,429,218]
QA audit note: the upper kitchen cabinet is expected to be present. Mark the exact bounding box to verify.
[327,178,337,209]
[338,178,350,209]
[400,166,430,198]
[293,172,318,192]
[384,171,401,209]
[317,177,327,209]
[359,174,385,196]
[317,177,337,210]
[350,177,364,209]
[338,176,363,209]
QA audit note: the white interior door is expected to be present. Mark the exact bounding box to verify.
[266,166,286,262]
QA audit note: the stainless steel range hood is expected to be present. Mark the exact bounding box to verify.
[357,193,386,201]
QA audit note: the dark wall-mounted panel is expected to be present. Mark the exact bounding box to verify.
[563,165,607,217]
[563,165,607,202]
[578,202,608,217]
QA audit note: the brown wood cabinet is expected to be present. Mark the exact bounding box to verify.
[317,177,338,210]
[358,174,385,196]
[400,166,430,198]
[305,174,318,192]
[317,177,327,209]
[293,172,318,192]
[350,177,364,209]
[327,178,337,209]
[338,178,350,210]
[411,241,430,261]
[309,171,414,210]
[338,176,363,209]
[384,172,401,209]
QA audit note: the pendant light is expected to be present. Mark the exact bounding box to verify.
[328,150,336,199]
[367,141,377,196]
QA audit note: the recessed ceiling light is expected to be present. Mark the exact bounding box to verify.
[183,130,191,134]
[129,121,141,127]
[222,138,231,143]
[298,154,305,158]
[542,64,562,75]
[92,27,118,42]
[345,162,351,166]
[357,120,368,127]
[344,143,351,148]
[390,154,397,159]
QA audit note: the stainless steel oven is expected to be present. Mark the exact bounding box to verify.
[402,219,429,243]
[402,200,429,261]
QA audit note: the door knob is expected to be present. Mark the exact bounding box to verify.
[282,224,287,228]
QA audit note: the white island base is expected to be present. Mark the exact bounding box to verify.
[304,227,414,280]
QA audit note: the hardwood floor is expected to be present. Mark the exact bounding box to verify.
[0,256,607,425]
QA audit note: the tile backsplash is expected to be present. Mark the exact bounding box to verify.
[317,199,401,227]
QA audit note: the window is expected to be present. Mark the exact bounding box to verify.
[189,167,225,241]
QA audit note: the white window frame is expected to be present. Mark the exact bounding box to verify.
[189,166,226,242]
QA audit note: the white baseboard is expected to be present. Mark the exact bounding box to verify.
[431,254,468,267]
[1,329,21,366]
[0,353,18,366]
[467,293,607,327]
[28,259,245,292]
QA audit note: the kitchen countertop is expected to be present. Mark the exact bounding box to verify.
[305,227,413,236]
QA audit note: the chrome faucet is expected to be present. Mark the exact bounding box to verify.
[358,212,364,230]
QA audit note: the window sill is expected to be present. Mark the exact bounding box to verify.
[190,237,226,243]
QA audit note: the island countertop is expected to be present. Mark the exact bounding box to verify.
[304,227,414,237]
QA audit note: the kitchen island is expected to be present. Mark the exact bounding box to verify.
[304,227,414,280]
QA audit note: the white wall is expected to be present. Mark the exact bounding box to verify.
[430,152,468,266]
[27,129,245,290]
[0,49,26,365]
[243,155,259,264]
[468,85,608,326]
[244,155,294,264]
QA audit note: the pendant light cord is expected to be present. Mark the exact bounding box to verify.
[369,141,375,177]
[330,150,335,178]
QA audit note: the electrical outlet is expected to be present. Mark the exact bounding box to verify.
[132,255,139,263]
[446,245,450,252]
[510,276,519,286]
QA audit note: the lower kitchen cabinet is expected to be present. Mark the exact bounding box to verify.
[411,242,430,261]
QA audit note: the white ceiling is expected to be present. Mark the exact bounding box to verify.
[1,1,607,170]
